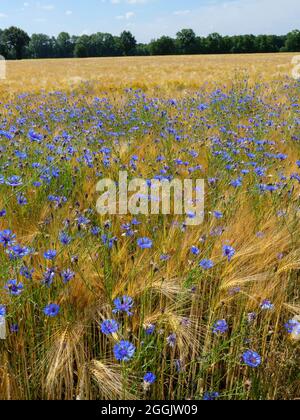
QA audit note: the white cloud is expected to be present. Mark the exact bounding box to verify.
[116,11,135,20]
[130,0,300,42]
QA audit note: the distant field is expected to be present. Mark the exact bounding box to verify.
[0,53,299,401]
[1,53,297,95]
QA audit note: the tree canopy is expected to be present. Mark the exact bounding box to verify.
[0,27,298,59]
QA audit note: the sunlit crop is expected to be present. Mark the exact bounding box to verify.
[0,54,299,400]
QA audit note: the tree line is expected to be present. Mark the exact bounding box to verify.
[0,26,300,60]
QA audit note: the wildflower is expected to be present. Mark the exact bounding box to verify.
[113,296,134,316]
[213,211,223,219]
[0,230,16,248]
[247,312,257,324]
[17,193,27,206]
[28,129,43,143]
[175,359,182,373]
[5,279,24,296]
[100,319,119,335]
[145,324,155,335]
[61,269,75,284]
[284,319,300,336]
[90,226,101,236]
[186,211,196,219]
[44,304,60,317]
[131,218,141,226]
[20,265,34,280]
[260,300,274,310]
[113,340,135,362]
[76,215,90,227]
[203,392,220,401]
[10,324,19,333]
[199,259,214,270]
[8,245,32,260]
[229,287,241,295]
[143,372,156,384]
[190,246,200,256]
[291,323,300,340]
[42,268,56,287]
[212,320,228,335]
[59,231,72,246]
[223,245,236,262]
[0,305,6,317]
[167,333,176,347]
[44,249,57,260]
[137,237,153,249]
[230,178,242,188]
[6,175,23,187]
[242,350,261,368]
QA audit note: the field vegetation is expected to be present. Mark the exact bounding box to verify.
[0,54,299,400]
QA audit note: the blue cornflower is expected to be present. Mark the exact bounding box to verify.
[284,319,300,334]
[0,230,16,248]
[17,193,28,206]
[61,269,75,284]
[260,300,274,310]
[90,226,101,236]
[10,324,19,333]
[42,268,56,287]
[143,372,156,384]
[0,305,6,316]
[8,245,32,260]
[199,259,214,270]
[145,324,155,335]
[131,218,141,226]
[76,215,90,226]
[242,350,261,368]
[0,209,7,217]
[213,320,228,335]
[28,129,43,143]
[44,304,60,317]
[190,246,200,256]
[203,392,220,401]
[223,245,236,262]
[44,249,57,260]
[6,175,23,187]
[230,178,242,188]
[167,333,176,347]
[113,340,135,362]
[59,231,72,246]
[113,296,134,316]
[5,279,24,296]
[20,265,34,280]
[186,211,196,219]
[213,211,223,219]
[296,161,300,168]
[137,237,153,249]
[100,319,119,335]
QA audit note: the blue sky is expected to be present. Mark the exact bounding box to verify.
[0,0,299,42]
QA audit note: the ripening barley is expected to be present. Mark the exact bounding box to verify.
[0,54,299,401]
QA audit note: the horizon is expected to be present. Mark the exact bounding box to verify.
[0,0,299,43]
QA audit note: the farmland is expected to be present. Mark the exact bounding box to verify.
[0,53,299,400]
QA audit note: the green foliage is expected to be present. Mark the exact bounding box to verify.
[3,26,30,59]
[0,26,299,59]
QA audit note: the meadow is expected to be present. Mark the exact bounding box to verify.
[0,53,299,400]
